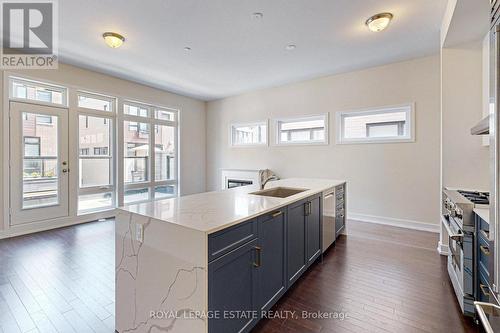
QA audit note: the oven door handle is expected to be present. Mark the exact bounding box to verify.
[474,301,500,333]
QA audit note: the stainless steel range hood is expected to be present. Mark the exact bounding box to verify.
[471,115,490,135]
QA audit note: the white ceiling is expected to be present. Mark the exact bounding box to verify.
[59,0,448,101]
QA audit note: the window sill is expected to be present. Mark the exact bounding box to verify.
[336,137,415,145]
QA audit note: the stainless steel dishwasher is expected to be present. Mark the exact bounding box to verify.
[322,189,336,251]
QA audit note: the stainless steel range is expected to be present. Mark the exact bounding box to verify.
[442,188,490,316]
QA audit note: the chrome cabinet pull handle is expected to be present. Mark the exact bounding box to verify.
[272,211,282,218]
[253,246,262,267]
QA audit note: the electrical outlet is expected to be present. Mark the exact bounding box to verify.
[136,223,144,243]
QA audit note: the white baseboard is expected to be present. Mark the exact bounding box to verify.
[0,210,115,239]
[437,241,449,255]
[348,213,440,233]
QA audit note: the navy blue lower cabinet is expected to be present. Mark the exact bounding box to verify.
[257,210,286,312]
[306,195,322,266]
[286,199,308,286]
[208,238,260,333]
[208,194,325,332]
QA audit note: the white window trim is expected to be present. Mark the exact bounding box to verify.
[121,100,179,205]
[3,72,181,225]
[229,120,268,147]
[9,76,69,107]
[335,103,415,145]
[274,113,329,146]
[76,113,116,215]
[77,90,116,113]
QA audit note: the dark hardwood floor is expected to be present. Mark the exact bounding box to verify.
[0,219,479,333]
[253,221,479,333]
[0,220,115,333]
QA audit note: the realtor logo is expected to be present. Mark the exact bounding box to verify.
[1,0,58,68]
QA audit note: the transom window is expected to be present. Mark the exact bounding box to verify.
[124,103,149,117]
[230,121,267,146]
[10,77,67,106]
[77,92,114,112]
[275,114,328,145]
[336,104,414,144]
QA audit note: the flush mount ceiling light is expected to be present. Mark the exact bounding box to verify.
[252,12,263,19]
[365,13,393,32]
[285,44,296,50]
[102,32,125,48]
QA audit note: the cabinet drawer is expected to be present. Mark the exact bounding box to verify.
[478,235,491,278]
[208,219,258,262]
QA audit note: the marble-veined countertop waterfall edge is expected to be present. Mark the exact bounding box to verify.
[115,178,345,333]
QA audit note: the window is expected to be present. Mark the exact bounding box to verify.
[336,104,414,144]
[24,137,40,157]
[124,103,148,117]
[10,77,67,106]
[155,108,176,121]
[154,185,176,199]
[275,114,328,145]
[36,115,53,125]
[128,121,148,133]
[121,101,178,204]
[77,92,114,112]
[155,125,175,180]
[21,113,59,209]
[78,193,113,213]
[94,147,109,155]
[78,114,114,214]
[230,121,267,146]
[79,115,112,187]
[124,188,149,204]
[124,122,150,183]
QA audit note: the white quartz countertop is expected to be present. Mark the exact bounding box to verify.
[119,178,345,234]
[474,208,490,224]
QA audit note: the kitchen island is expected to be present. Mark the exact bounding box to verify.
[115,178,346,333]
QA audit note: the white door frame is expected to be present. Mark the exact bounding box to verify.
[9,101,70,225]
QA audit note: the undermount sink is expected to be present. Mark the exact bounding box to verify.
[250,187,308,198]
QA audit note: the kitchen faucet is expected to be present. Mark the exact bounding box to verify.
[260,175,279,190]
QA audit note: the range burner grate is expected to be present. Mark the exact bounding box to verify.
[457,190,490,205]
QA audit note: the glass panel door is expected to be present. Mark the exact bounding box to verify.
[9,102,69,225]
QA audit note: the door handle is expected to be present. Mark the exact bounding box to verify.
[253,246,262,268]
[62,168,69,173]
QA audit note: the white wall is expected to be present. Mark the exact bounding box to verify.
[442,42,489,190]
[207,56,441,229]
[0,63,206,233]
